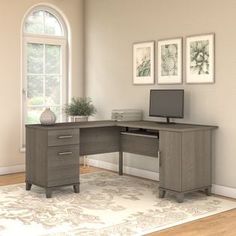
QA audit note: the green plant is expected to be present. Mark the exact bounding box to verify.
[64,97,96,117]
[28,96,44,106]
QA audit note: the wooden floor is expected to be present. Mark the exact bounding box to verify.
[149,209,236,236]
[0,166,235,236]
[0,166,101,186]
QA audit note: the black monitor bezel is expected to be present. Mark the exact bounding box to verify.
[149,89,184,119]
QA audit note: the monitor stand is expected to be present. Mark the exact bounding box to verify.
[156,117,175,124]
[166,117,176,124]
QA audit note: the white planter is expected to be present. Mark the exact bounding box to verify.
[70,116,88,122]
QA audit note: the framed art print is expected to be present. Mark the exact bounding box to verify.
[186,33,215,83]
[133,41,154,84]
[158,38,182,84]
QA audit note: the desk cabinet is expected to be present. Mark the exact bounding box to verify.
[26,127,80,198]
[159,130,212,202]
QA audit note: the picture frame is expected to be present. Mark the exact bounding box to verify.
[186,33,215,84]
[133,41,155,85]
[157,37,182,84]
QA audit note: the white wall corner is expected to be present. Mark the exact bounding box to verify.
[0,165,25,176]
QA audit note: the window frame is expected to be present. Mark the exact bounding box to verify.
[21,6,68,151]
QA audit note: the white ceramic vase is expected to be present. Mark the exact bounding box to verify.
[70,116,88,122]
[40,108,57,125]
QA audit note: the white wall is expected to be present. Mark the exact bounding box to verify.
[0,0,84,170]
[85,0,236,189]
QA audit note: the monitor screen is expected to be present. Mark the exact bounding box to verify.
[149,89,184,119]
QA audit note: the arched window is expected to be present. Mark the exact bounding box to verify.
[22,6,68,148]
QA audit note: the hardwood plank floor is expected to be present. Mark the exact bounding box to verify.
[0,165,102,186]
[148,209,236,236]
[0,167,235,236]
[0,172,25,186]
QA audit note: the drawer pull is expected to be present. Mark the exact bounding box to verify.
[57,135,73,139]
[158,150,161,166]
[58,151,73,156]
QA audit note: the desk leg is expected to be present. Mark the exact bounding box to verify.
[205,187,212,196]
[119,151,123,175]
[73,184,80,193]
[26,181,32,191]
[46,188,52,198]
[176,193,184,203]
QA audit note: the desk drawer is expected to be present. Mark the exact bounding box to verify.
[47,166,79,187]
[47,145,80,168]
[47,145,80,187]
[121,134,159,157]
[48,129,80,146]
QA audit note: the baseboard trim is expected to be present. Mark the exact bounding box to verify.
[212,184,236,199]
[0,165,25,175]
[88,159,159,181]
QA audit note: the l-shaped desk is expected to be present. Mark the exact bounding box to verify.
[26,120,217,202]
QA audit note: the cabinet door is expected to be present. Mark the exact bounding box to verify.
[159,131,182,191]
[181,130,212,191]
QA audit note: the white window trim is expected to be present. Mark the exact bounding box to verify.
[20,6,69,152]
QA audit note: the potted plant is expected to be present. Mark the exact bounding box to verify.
[64,97,96,122]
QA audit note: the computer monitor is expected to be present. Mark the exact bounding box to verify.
[149,89,184,123]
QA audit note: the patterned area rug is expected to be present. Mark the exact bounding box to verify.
[0,172,235,236]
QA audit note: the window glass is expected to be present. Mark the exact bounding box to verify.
[25,10,63,36]
[25,10,44,34]
[27,43,44,74]
[45,12,62,36]
[27,75,44,106]
[45,75,61,106]
[45,45,61,74]
[25,42,63,124]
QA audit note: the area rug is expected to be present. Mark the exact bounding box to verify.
[0,172,235,236]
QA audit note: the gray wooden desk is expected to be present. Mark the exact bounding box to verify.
[26,120,217,202]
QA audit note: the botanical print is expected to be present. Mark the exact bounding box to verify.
[136,47,151,77]
[161,43,178,76]
[133,41,154,84]
[186,34,214,83]
[190,40,209,75]
[158,38,182,84]
[0,172,235,235]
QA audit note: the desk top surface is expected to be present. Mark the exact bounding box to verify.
[26,120,116,130]
[26,120,217,132]
[116,121,217,132]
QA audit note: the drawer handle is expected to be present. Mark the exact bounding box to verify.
[57,135,73,139]
[158,150,161,166]
[58,151,73,156]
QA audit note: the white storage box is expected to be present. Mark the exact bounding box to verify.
[111,109,142,121]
